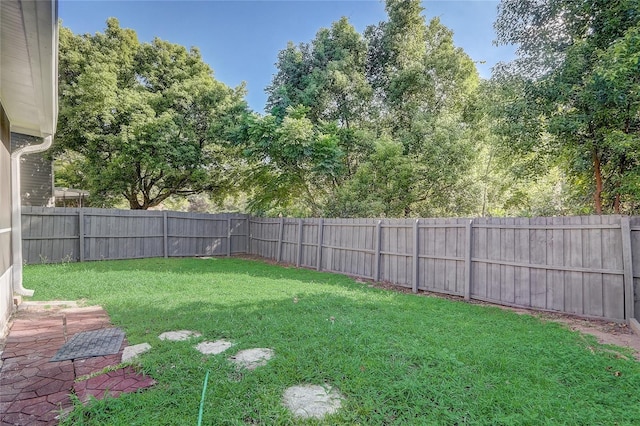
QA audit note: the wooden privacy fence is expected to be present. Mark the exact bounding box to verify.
[249,216,639,323]
[20,207,640,323]
[21,207,248,262]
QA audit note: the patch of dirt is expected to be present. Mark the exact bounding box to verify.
[525,311,640,360]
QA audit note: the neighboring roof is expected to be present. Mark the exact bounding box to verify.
[0,0,58,137]
[54,187,89,199]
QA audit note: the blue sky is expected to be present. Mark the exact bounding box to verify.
[59,1,516,112]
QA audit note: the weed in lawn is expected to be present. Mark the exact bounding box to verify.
[24,258,640,425]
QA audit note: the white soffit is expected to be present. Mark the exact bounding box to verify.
[0,0,58,137]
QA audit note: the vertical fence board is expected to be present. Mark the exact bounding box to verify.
[472,218,487,299]
[621,216,634,320]
[564,216,584,315]
[501,218,516,303]
[487,220,501,301]
[547,217,565,312]
[464,220,472,300]
[603,216,625,319]
[412,220,419,293]
[584,215,605,317]
[317,219,324,271]
[513,217,530,306]
[529,217,547,309]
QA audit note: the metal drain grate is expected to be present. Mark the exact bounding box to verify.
[51,328,125,362]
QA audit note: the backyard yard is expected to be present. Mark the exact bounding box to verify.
[25,257,640,425]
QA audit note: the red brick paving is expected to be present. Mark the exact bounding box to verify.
[1,305,155,425]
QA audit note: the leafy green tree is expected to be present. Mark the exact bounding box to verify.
[266,18,375,181]
[495,0,640,214]
[237,106,344,216]
[259,0,482,217]
[55,19,247,209]
[325,137,416,218]
[365,0,481,216]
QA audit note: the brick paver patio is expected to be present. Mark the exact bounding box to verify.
[1,304,155,425]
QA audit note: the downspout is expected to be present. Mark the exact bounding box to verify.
[11,135,53,296]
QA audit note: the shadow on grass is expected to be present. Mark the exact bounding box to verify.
[31,256,356,286]
[61,290,640,425]
[25,258,640,424]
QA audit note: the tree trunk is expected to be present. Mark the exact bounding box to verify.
[592,149,603,215]
[614,193,621,214]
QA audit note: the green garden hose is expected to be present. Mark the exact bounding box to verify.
[197,370,210,426]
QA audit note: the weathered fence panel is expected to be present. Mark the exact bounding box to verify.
[22,207,249,263]
[21,208,639,322]
[248,216,634,322]
[22,207,80,263]
[248,218,280,260]
[469,216,627,320]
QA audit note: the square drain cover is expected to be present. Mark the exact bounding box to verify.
[51,328,125,362]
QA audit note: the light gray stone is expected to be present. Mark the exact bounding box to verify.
[228,348,274,370]
[121,343,152,362]
[283,384,343,419]
[158,330,202,341]
[195,340,233,355]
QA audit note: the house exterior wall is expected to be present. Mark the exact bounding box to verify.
[11,133,54,207]
[0,102,14,333]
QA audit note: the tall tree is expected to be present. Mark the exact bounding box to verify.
[237,106,344,216]
[495,0,640,214]
[266,18,374,180]
[249,0,481,217]
[365,0,480,216]
[55,19,247,209]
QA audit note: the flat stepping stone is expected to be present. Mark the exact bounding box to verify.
[228,348,274,370]
[122,343,152,362]
[158,330,201,341]
[195,340,233,355]
[283,384,343,419]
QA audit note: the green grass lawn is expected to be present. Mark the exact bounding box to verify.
[25,257,640,425]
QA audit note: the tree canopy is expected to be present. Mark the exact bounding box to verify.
[55,18,247,209]
[234,0,481,217]
[494,0,640,214]
[55,0,640,217]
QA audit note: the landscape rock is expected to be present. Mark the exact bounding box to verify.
[122,343,152,362]
[158,330,202,341]
[228,348,274,370]
[283,384,343,419]
[195,340,233,355]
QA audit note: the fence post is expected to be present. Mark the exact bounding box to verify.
[163,211,168,258]
[227,217,232,257]
[621,216,634,321]
[374,220,382,282]
[247,217,252,255]
[317,218,324,271]
[464,219,473,300]
[277,217,284,262]
[78,209,85,262]
[413,219,419,293]
[297,219,304,267]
